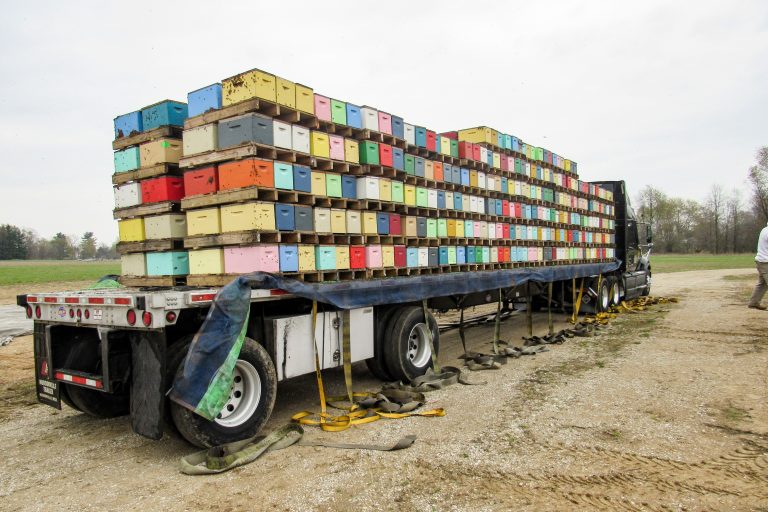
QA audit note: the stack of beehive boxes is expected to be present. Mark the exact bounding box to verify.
[113,100,189,284]
[115,67,616,285]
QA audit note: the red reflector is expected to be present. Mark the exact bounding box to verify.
[84,309,90,319]
[35,306,41,318]
[25,305,32,318]
[126,310,136,325]
[191,293,216,302]
[88,297,105,304]
[27,296,38,303]
[41,360,49,377]
[44,297,57,303]
[142,311,152,327]
[114,297,131,305]
[76,309,82,319]
[165,311,177,323]
[69,309,75,318]
[270,289,288,296]
[65,297,80,304]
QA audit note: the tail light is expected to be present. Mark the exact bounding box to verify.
[165,311,177,323]
[25,305,32,318]
[76,309,82,319]
[142,311,152,327]
[126,310,136,326]
[69,309,75,318]
[40,360,49,378]
[35,306,41,318]
[84,310,90,320]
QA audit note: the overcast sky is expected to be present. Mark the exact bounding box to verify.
[1,0,766,246]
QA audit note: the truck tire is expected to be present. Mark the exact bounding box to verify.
[170,337,277,448]
[610,278,623,305]
[366,307,397,381]
[596,279,611,312]
[383,306,440,383]
[66,384,130,418]
[59,384,82,412]
[641,272,652,296]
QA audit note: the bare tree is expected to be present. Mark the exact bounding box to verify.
[748,147,768,222]
[705,184,725,254]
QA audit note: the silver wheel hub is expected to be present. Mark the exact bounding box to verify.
[407,323,432,368]
[215,360,262,428]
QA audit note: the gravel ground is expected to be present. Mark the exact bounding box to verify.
[0,268,766,511]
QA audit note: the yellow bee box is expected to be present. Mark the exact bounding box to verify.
[447,219,457,237]
[295,83,314,114]
[222,68,276,106]
[310,131,330,159]
[140,138,182,166]
[469,170,478,188]
[298,244,316,271]
[439,136,451,156]
[362,212,378,234]
[404,184,416,206]
[345,210,361,233]
[331,209,347,233]
[335,246,350,270]
[458,126,495,144]
[424,160,434,181]
[275,77,296,108]
[311,172,327,196]
[186,207,221,236]
[492,152,500,169]
[189,248,224,275]
[118,218,145,242]
[344,139,359,164]
[379,178,392,202]
[455,220,465,238]
[382,245,394,267]
[220,202,275,232]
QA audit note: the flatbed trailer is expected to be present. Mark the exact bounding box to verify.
[17,181,651,448]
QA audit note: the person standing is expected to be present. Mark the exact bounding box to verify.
[748,221,768,310]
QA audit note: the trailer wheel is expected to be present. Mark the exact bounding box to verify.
[66,384,130,418]
[170,337,277,448]
[597,279,611,312]
[366,307,397,381]
[383,306,440,383]
[610,279,623,305]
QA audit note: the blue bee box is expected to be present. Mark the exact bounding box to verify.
[495,199,503,216]
[416,217,427,237]
[414,157,425,178]
[293,165,312,193]
[415,126,427,147]
[531,205,538,219]
[503,134,512,150]
[392,147,404,170]
[346,104,362,129]
[276,203,295,231]
[524,205,532,219]
[435,136,441,154]
[443,163,453,183]
[114,147,141,173]
[455,246,465,264]
[341,175,357,199]
[391,115,404,139]
[452,192,461,211]
[486,151,494,166]
[572,162,578,174]
[187,84,222,118]
[460,168,470,186]
[114,111,142,138]
[466,246,475,264]
[511,137,520,152]
[406,247,418,268]
[146,251,189,276]
[452,166,462,184]
[439,246,449,265]
[141,100,188,131]
[294,205,314,231]
[436,190,446,210]
[376,213,390,235]
[274,162,294,190]
[501,177,508,194]
[279,245,299,272]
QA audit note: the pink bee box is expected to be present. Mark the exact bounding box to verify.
[495,223,504,238]
[328,134,345,160]
[527,247,538,262]
[224,245,280,274]
[365,245,382,268]
[314,94,331,122]
[473,222,482,238]
[377,112,392,135]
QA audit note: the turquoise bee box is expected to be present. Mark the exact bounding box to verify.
[146,251,189,276]
[114,146,141,173]
[142,100,188,130]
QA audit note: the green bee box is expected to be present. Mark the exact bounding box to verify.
[359,141,380,165]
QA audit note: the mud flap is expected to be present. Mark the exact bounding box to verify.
[130,331,166,440]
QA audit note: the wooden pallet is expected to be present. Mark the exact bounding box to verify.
[113,201,179,220]
[112,126,183,151]
[119,275,186,287]
[112,164,181,185]
[116,239,184,254]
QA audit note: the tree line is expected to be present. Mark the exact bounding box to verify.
[635,147,768,254]
[0,226,117,260]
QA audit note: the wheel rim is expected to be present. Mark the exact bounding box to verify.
[600,285,610,310]
[215,360,262,428]
[407,323,433,368]
[611,282,622,305]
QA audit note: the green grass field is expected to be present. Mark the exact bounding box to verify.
[0,260,120,286]
[651,253,755,273]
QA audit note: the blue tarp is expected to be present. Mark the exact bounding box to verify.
[171,261,621,419]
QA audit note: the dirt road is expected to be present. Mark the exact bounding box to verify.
[1,269,766,511]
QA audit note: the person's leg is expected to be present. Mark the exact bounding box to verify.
[748,262,768,307]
